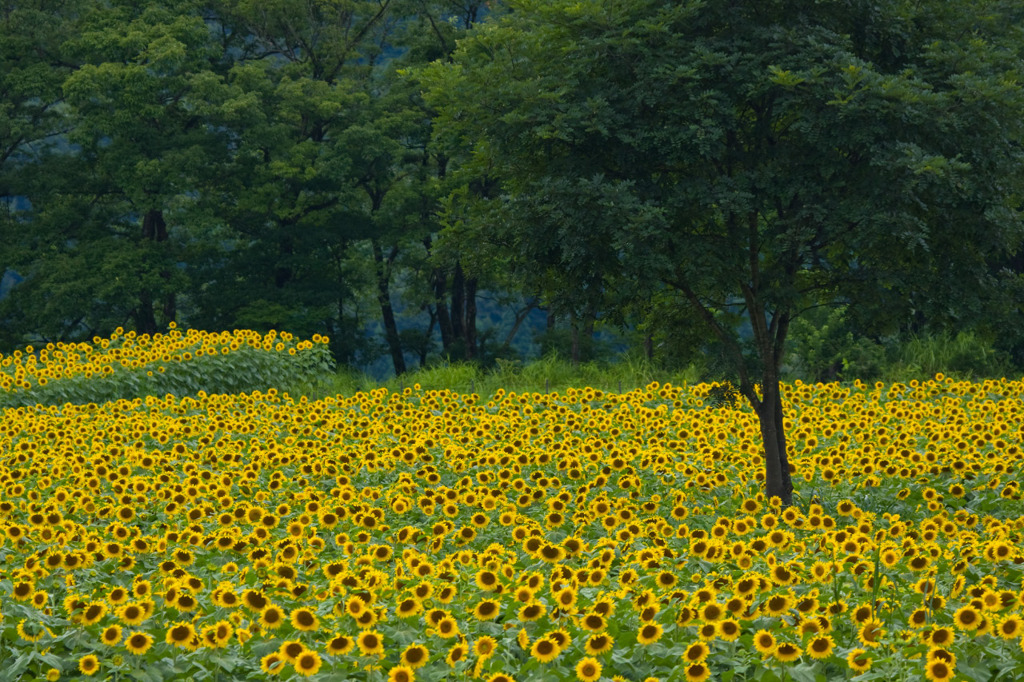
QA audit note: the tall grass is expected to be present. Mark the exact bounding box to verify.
[883,331,1008,381]
[311,353,704,400]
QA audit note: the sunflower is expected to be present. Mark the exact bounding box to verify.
[81,601,107,626]
[519,602,546,621]
[996,615,1023,640]
[717,619,741,642]
[474,599,501,621]
[700,602,723,622]
[401,643,430,668]
[773,642,802,662]
[908,608,929,628]
[585,633,614,655]
[101,624,123,646]
[696,621,717,641]
[345,596,366,618]
[531,637,560,663]
[356,608,379,628]
[575,656,602,682]
[397,597,422,618]
[847,648,872,673]
[260,652,287,675]
[242,589,268,612]
[165,622,199,651]
[291,607,319,632]
[436,616,460,639]
[174,592,198,612]
[549,629,571,652]
[294,651,323,678]
[279,639,306,663]
[927,647,956,666]
[927,626,955,647]
[857,619,885,648]
[31,590,48,609]
[752,629,776,655]
[418,579,447,601]
[78,655,100,676]
[555,587,578,612]
[682,641,710,664]
[580,612,606,632]
[387,665,415,682]
[924,658,955,682]
[850,603,873,624]
[953,605,982,631]
[118,602,148,626]
[202,621,233,649]
[476,570,500,591]
[805,635,834,659]
[684,663,711,682]
[514,628,530,652]
[474,636,497,660]
[358,630,385,656]
[763,593,792,617]
[656,571,678,589]
[12,581,34,602]
[215,587,239,609]
[636,622,663,645]
[16,619,44,643]
[326,633,354,655]
[261,604,286,629]
[513,585,535,604]
[125,631,154,655]
[446,641,469,666]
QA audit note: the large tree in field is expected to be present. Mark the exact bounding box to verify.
[423,0,1024,504]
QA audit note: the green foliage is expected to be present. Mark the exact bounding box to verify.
[788,306,1012,382]
[311,352,702,401]
[2,0,1024,387]
[885,331,1010,381]
[787,306,888,382]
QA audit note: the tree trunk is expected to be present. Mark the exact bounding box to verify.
[672,272,795,506]
[135,209,170,335]
[424,237,454,353]
[451,262,465,342]
[372,238,405,376]
[503,298,539,347]
[464,276,477,360]
[756,370,793,505]
[275,235,292,288]
[570,314,580,366]
[421,307,436,368]
[134,292,158,336]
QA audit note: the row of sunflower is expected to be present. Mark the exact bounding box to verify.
[0,327,332,409]
[0,332,1023,680]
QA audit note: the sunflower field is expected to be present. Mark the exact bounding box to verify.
[1,330,1023,682]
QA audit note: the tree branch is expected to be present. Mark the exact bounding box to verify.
[667,273,761,412]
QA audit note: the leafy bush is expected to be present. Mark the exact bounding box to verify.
[787,306,888,382]
[885,331,1010,380]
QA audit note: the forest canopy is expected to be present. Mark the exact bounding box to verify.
[1,0,1023,388]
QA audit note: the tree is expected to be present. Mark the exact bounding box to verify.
[423,0,1024,504]
[1,0,223,342]
[0,1,87,345]
[184,0,395,360]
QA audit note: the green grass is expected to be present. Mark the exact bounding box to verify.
[305,353,705,400]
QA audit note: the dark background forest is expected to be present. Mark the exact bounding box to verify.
[3,0,1023,384]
